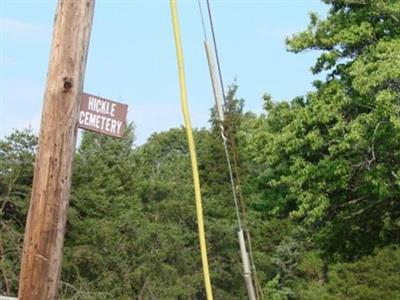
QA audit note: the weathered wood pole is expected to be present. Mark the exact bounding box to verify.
[18,1,95,299]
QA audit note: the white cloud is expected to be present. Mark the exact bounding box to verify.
[2,78,43,139]
[130,100,209,145]
[0,80,212,144]
[4,113,41,136]
[2,18,50,40]
[1,56,16,68]
[256,24,299,40]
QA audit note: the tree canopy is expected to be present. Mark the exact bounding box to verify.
[1,0,399,299]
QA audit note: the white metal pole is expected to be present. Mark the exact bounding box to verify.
[238,229,257,300]
[204,37,257,300]
[204,40,225,122]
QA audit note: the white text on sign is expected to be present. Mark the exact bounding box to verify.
[78,93,128,138]
[79,97,122,135]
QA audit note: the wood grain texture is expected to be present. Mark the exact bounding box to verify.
[18,1,95,299]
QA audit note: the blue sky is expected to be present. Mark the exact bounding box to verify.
[1,0,327,145]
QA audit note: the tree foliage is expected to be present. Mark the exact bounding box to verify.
[0,130,37,296]
[241,0,400,261]
[1,0,400,299]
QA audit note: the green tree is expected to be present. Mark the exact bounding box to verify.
[0,129,37,296]
[296,246,400,300]
[242,0,400,261]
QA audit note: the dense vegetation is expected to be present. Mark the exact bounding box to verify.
[1,0,399,299]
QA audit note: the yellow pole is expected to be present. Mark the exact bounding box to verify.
[169,1,214,299]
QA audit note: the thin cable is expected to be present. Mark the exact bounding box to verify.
[222,132,243,229]
[205,0,250,232]
[246,230,264,299]
[204,38,255,299]
[197,0,208,41]
[204,1,263,299]
[205,0,247,218]
[203,38,241,227]
[205,0,227,107]
[169,2,214,299]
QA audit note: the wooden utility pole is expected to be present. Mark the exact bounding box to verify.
[18,1,95,299]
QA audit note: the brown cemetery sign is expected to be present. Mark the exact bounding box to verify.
[78,93,128,138]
